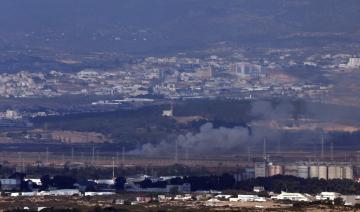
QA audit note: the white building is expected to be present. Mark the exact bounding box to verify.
[253,186,265,193]
[215,194,232,200]
[254,162,267,178]
[84,192,116,196]
[230,195,266,202]
[347,58,360,68]
[272,191,312,202]
[3,110,22,120]
[162,109,173,117]
[93,179,115,185]
[315,192,341,201]
[48,189,81,196]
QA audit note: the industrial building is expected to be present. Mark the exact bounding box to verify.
[254,161,354,180]
[254,162,267,178]
[347,58,360,68]
[232,62,263,78]
[272,191,312,202]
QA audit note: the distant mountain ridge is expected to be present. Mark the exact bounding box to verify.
[0,0,359,54]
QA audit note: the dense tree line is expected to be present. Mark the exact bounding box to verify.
[135,174,236,191]
[29,98,360,152]
[237,175,360,195]
[136,174,360,195]
[4,170,360,195]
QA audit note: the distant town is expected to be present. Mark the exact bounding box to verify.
[1,52,359,102]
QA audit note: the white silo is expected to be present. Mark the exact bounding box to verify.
[283,165,298,177]
[254,162,267,178]
[336,166,343,179]
[342,166,354,180]
[268,165,283,176]
[328,166,342,179]
[297,165,309,179]
[309,165,319,178]
[318,165,327,180]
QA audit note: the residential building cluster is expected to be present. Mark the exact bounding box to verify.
[1,51,353,101]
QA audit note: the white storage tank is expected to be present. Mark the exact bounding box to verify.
[254,162,267,178]
[283,165,298,177]
[268,165,283,176]
[328,166,342,179]
[297,165,309,179]
[342,166,353,180]
[309,165,319,178]
[318,166,327,180]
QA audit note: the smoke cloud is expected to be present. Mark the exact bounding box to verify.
[134,98,360,156]
[135,122,279,156]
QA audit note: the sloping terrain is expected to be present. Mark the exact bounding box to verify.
[0,0,359,54]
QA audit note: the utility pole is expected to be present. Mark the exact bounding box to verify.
[330,141,334,161]
[46,147,49,165]
[91,145,95,165]
[321,135,324,159]
[112,156,115,179]
[263,138,267,160]
[71,147,74,164]
[174,140,178,164]
[21,153,24,173]
[116,151,119,166]
[122,146,125,164]
[18,152,24,173]
[277,140,281,155]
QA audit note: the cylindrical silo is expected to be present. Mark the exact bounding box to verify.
[342,166,353,180]
[309,165,319,178]
[297,165,309,179]
[328,166,342,179]
[268,165,283,176]
[254,162,267,178]
[275,165,283,176]
[336,166,342,179]
[283,165,298,177]
[268,165,276,177]
[318,165,327,180]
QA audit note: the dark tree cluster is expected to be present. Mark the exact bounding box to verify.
[40,175,76,190]
[135,173,236,191]
[237,175,360,195]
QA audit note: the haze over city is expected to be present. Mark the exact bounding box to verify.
[1,0,360,211]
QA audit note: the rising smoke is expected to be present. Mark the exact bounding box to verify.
[135,122,279,156]
[134,98,360,156]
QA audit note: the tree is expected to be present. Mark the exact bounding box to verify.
[139,178,153,189]
[333,197,344,206]
[219,173,235,190]
[114,176,126,191]
[51,175,76,189]
[40,175,51,190]
[354,203,360,209]
[169,186,179,196]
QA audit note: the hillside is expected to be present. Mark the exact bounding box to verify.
[0,0,360,54]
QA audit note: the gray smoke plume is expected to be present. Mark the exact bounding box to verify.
[135,122,279,156]
[134,98,360,156]
[251,99,295,121]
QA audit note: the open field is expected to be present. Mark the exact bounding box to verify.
[0,150,360,171]
[0,195,356,211]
